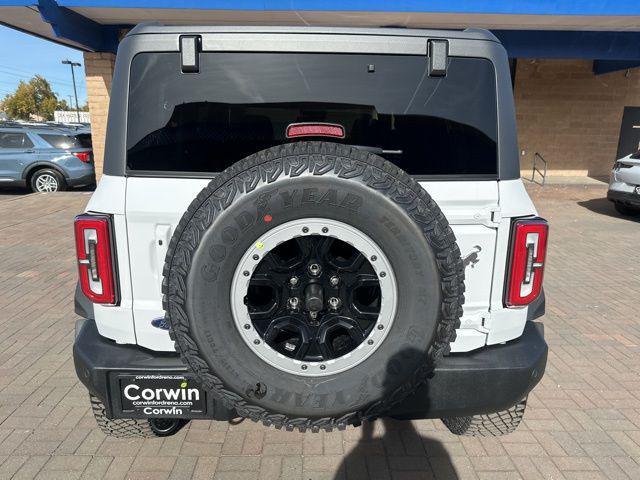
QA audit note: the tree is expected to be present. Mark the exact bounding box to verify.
[56,99,70,111]
[3,75,59,120]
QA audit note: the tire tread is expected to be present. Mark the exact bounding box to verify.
[441,398,527,436]
[89,395,158,438]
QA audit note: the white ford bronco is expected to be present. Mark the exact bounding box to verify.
[73,25,548,438]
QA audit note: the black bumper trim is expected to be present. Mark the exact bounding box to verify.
[74,319,547,420]
[389,321,547,419]
[74,283,94,320]
[527,289,545,322]
[608,189,640,208]
[67,172,96,187]
[73,320,235,420]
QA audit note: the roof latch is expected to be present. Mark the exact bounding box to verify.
[180,35,201,73]
[428,39,448,77]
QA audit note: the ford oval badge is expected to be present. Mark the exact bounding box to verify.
[151,317,170,330]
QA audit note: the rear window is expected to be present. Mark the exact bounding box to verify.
[74,133,92,148]
[39,133,82,149]
[0,132,33,149]
[127,52,498,177]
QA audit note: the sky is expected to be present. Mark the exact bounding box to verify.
[0,25,87,108]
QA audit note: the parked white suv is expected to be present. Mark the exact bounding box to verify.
[72,25,548,438]
[608,151,640,216]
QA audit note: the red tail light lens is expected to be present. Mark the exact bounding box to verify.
[74,214,117,304]
[505,218,548,307]
[73,151,92,163]
[286,123,345,139]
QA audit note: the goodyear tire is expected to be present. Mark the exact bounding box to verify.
[163,142,465,432]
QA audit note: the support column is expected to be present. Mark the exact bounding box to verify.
[83,52,115,179]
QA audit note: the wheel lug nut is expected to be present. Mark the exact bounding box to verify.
[289,276,299,287]
[329,276,340,287]
[288,297,300,310]
[308,263,322,277]
[328,297,341,310]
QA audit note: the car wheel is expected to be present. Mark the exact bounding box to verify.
[163,141,465,432]
[30,168,66,193]
[614,202,640,216]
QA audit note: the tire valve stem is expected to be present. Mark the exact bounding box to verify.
[328,297,341,310]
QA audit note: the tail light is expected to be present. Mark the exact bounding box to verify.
[74,214,117,304]
[505,218,548,307]
[73,151,92,163]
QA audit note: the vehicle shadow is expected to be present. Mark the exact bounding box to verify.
[333,348,459,479]
[333,418,458,479]
[0,183,95,196]
[0,186,31,196]
[577,197,640,223]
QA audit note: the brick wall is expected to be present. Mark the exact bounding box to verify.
[83,52,115,179]
[515,60,640,178]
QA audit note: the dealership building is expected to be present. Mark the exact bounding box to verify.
[1,1,640,180]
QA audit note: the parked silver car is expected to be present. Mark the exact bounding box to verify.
[608,151,640,216]
[0,123,95,192]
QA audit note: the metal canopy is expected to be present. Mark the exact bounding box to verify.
[1,0,639,70]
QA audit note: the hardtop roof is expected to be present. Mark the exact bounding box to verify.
[126,23,499,43]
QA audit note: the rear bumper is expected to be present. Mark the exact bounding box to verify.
[390,321,547,419]
[73,319,547,420]
[67,172,96,187]
[608,189,640,208]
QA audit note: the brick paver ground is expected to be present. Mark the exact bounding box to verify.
[0,183,639,479]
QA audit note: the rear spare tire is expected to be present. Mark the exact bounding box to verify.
[163,142,464,431]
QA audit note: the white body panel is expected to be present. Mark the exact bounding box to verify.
[87,175,538,353]
[486,179,538,345]
[609,154,640,193]
[125,177,209,348]
[85,176,135,344]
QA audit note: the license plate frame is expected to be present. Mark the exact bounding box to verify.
[114,373,209,419]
